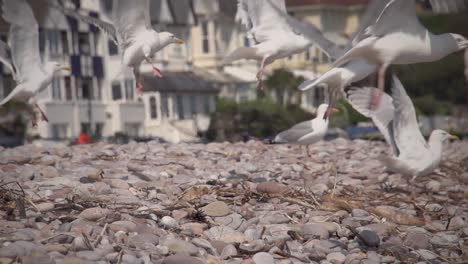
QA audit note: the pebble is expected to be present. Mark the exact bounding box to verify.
[78,207,112,221]
[358,230,380,247]
[256,182,289,195]
[327,252,346,264]
[426,180,441,193]
[404,232,430,249]
[161,216,179,229]
[162,255,204,264]
[252,252,275,264]
[351,209,369,217]
[163,238,199,256]
[207,226,247,243]
[302,224,330,240]
[201,201,230,217]
[447,216,465,230]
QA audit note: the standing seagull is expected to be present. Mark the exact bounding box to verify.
[347,75,458,180]
[333,0,468,109]
[54,0,184,95]
[0,0,70,126]
[271,104,339,157]
[223,0,312,90]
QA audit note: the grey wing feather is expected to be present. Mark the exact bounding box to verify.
[274,120,313,143]
[267,0,344,60]
[390,74,428,158]
[429,0,468,13]
[370,0,422,37]
[349,0,392,46]
[346,86,399,156]
[0,40,17,80]
[51,1,118,44]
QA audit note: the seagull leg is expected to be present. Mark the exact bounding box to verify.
[33,102,48,122]
[135,81,143,97]
[145,57,163,78]
[369,64,387,110]
[256,57,268,90]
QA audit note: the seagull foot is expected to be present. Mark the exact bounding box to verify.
[136,82,144,97]
[152,67,163,78]
[368,89,383,110]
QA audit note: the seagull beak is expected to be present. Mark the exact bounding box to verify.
[331,108,340,114]
[175,38,184,44]
[61,66,71,72]
[449,135,459,141]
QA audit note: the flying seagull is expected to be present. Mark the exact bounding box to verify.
[54,0,184,95]
[271,104,339,157]
[223,0,312,90]
[347,75,458,180]
[333,0,468,109]
[0,0,70,126]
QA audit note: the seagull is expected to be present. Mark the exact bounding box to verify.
[333,0,468,109]
[346,74,459,180]
[0,0,70,127]
[266,0,382,118]
[223,0,312,90]
[53,0,184,95]
[271,104,339,157]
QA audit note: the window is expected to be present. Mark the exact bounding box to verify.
[81,56,92,76]
[51,78,61,100]
[81,123,91,135]
[243,36,250,47]
[64,77,73,101]
[78,33,91,55]
[314,87,324,107]
[204,96,211,113]
[124,123,140,137]
[95,123,104,139]
[189,95,197,117]
[161,93,169,118]
[51,124,68,139]
[201,21,209,53]
[79,77,93,100]
[124,79,134,100]
[149,96,157,119]
[112,82,122,100]
[61,31,69,54]
[47,30,60,56]
[177,95,184,119]
[108,40,118,56]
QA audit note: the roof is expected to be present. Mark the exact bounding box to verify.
[286,0,370,7]
[142,72,219,93]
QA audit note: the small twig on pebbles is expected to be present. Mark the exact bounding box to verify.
[94,223,108,247]
[16,198,26,219]
[81,232,93,250]
[280,196,316,210]
[116,250,124,264]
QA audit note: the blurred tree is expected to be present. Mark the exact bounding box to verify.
[207,97,313,142]
[264,69,305,106]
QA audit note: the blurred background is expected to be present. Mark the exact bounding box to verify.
[0,0,467,147]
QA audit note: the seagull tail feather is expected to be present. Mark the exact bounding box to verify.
[377,154,414,177]
[222,47,258,65]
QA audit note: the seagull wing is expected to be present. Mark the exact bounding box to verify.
[266,0,344,60]
[349,0,393,46]
[390,74,428,159]
[346,86,399,156]
[370,0,423,37]
[2,0,44,83]
[275,120,313,143]
[0,40,17,80]
[238,0,295,44]
[429,0,468,14]
[51,1,118,44]
[113,0,152,49]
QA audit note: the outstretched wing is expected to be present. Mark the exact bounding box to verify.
[2,0,44,83]
[237,0,296,44]
[274,120,313,143]
[113,0,152,48]
[390,74,428,159]
[0,40,17,80]
[346,86,399,156]
[52,1,118,44]
[266,0,344,60]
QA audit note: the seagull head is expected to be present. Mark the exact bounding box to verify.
[449,33,468,51]
[430,130,459,143]
[46,62,71,74]
[159,32,184,47]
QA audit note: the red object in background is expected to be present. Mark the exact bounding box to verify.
[76,132,91,145]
